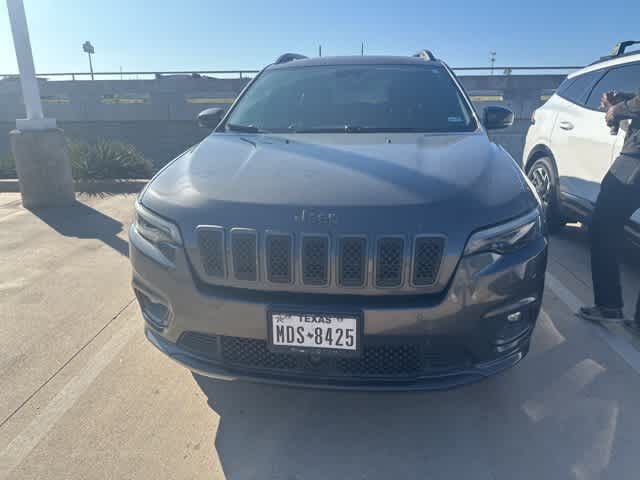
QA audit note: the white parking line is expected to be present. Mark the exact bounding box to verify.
[546,272,640,375]
[0,316,138,479]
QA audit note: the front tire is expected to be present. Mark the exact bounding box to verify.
[527,156,565,233]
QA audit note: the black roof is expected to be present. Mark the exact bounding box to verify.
[267,55,442,70]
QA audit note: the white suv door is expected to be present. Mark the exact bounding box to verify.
[550,70,614,205]
[584,62,640,161]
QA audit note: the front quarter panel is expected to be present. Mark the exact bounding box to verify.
[523,97,560,168]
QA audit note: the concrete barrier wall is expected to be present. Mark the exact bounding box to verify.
[1,74,566,169]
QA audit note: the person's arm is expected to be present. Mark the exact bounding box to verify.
[607,92,640,124]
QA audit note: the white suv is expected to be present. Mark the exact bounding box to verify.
[523,41,640,244]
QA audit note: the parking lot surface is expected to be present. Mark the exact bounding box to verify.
[1,192,640,480]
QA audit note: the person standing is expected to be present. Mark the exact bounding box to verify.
[579,90,640,325]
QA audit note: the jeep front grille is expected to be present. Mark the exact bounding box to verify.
[196,227,445,291]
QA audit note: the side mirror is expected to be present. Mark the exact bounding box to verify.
[483,106,514,130]
[197,108,226,129]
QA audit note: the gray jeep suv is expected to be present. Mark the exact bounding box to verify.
[130,51,548,390]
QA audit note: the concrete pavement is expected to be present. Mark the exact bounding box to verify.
[1,193,640,480]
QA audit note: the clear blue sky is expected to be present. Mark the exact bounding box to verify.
[1,0,639,74]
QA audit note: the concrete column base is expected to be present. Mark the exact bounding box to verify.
[9,128,75,208]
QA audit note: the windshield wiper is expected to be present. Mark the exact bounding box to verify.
[226,123,263,133]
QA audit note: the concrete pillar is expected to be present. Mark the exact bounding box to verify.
[9,129,75,208]
[6,0,74,207]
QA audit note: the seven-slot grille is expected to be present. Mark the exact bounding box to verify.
[197,228,444,289]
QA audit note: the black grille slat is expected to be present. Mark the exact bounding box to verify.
[231,231,258,281]
[376,238,404,287]
[266,235,292,283]
[302,237,329,285]
[413,237,444,286]
[339,238,366,287]
[198,228,225,278]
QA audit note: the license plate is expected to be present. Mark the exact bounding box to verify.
[268,312,360,356]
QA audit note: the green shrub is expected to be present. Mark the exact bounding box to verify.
[0,140,153,180]
[0,152,16,178]
[68,139,153,180]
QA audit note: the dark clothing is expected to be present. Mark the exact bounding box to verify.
[610,153,640,185]
[590,172,640,309]
[610,93,640,184]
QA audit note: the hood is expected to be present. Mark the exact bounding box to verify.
[143,132,536,232]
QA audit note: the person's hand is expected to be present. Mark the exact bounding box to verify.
[601,92,614,110]
[605,107,617,126]
[601,91,628,110]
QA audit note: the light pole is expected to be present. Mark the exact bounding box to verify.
[6,0,53,130]
[83,41,95,80]
[6,0,74,207]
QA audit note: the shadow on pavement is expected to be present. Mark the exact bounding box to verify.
[29,200,129,257]
[191,302,640,480]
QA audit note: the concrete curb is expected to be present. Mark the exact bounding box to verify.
[0,178,148,194]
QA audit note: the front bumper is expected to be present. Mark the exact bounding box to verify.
[146,325,530,391]
[130,225,547,390]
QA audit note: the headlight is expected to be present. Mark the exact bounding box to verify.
[464,209,542,256]
[134,201,182,247]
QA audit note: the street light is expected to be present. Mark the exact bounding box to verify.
[83,41,95,80]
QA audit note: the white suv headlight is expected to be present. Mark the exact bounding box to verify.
[463,209,542,256]
[134,201,182,247]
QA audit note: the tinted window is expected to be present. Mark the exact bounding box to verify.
[558,70,603,105]
[586,62,640,109]
[225,65,476,133]
[556,77,576,97]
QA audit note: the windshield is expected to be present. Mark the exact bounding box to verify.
[224,64,477,133]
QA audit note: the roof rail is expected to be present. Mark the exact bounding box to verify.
[592,40,640,65]
[413,50,437,61]
[275,53,308,64]
[611,40,640,57]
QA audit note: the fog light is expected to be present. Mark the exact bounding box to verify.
[135,289,170,329]
[495,310,531,348]
[507,311,522,323]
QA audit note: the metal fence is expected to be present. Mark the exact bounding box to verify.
[0,65,583,82]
